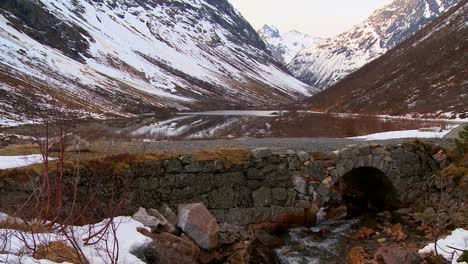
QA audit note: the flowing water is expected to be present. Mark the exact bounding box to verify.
[276,209,361,264]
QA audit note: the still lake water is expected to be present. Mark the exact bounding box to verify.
[115,110,460,140]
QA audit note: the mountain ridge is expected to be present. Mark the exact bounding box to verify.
[305,1,468,118]
[0,0,314,125]
[258,25,323,64]
[288,0,461,90]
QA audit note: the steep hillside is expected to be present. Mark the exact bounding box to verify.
[258,25,323,64]
[306,1,467,118]
[288,0,461,89]
[0,0,313,125]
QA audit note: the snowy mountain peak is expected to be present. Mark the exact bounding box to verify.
[288,0,461,89]
[258,26,324,64]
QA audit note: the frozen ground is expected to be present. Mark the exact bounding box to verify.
[0,154,54,170]
[350,127,455,140]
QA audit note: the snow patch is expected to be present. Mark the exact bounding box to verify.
[419,228,468,264]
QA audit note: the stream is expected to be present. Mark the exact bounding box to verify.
[276,216,360,264]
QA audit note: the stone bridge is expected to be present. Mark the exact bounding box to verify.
[0,142,440,227]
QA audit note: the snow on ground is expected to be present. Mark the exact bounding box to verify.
[0,154,55,170]
[419,228,468,264]
[0,212,152,264]
[350,127,454,140]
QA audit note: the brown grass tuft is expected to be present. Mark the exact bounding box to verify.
[34,242,82,263]
[0,220,49,233]
[192,148,251,168]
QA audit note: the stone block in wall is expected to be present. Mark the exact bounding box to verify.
[174,173,212,193]
[266,155,282,164]
[203,160,224,172]
[263,171,290,187]
[247,180,263,190]
[253,187,272,207]
[165,159,183,173]
[208,187,235,209]
[184,162,204,173]
[247,168,265,180]
[297,151,310,162]
[252,148,273,159]
[287,156,300,170]
[211,171,246,188]
[214,207,271,226]
[272,188,287,202]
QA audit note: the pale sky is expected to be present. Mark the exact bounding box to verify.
[228,0,394,37]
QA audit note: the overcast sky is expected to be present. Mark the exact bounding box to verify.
[228,0,394,37]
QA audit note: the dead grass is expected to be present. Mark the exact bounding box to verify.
[0,144,41,156]
[192,148,252,168]
[33,242,82,263]
[0,220,49,233]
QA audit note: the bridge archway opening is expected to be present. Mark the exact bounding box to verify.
[337,167,400,217]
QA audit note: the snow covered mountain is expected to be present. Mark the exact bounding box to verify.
[0,0,314,125]
[288,0,461,90]
[258,25,323,64]
[306,1,467,118]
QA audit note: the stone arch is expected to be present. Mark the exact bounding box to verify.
[330,145,398,187]
[337,166,401,216]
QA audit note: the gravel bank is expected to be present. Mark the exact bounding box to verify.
[99,137,456,154]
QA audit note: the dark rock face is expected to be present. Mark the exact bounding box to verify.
[0,0,92,61]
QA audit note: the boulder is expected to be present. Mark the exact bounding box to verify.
[49,134,90,152]
[375,246,423,264]
[132,208,166,232]
[143,233,200,264]
[159,203,178,226]
[178,203,220,250]
[147,208,176,233]
[254,229,284,248]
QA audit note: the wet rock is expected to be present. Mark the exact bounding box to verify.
[351,227,376,240]
[325,206,347,221]
[143,232,200,264]
[178,203,219,250]
[305,204,320,226]
[254,229,284,248]
[270,206,305,225]
[348,246,367,264]
[375,246,423,264]
[249,239,281,264]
